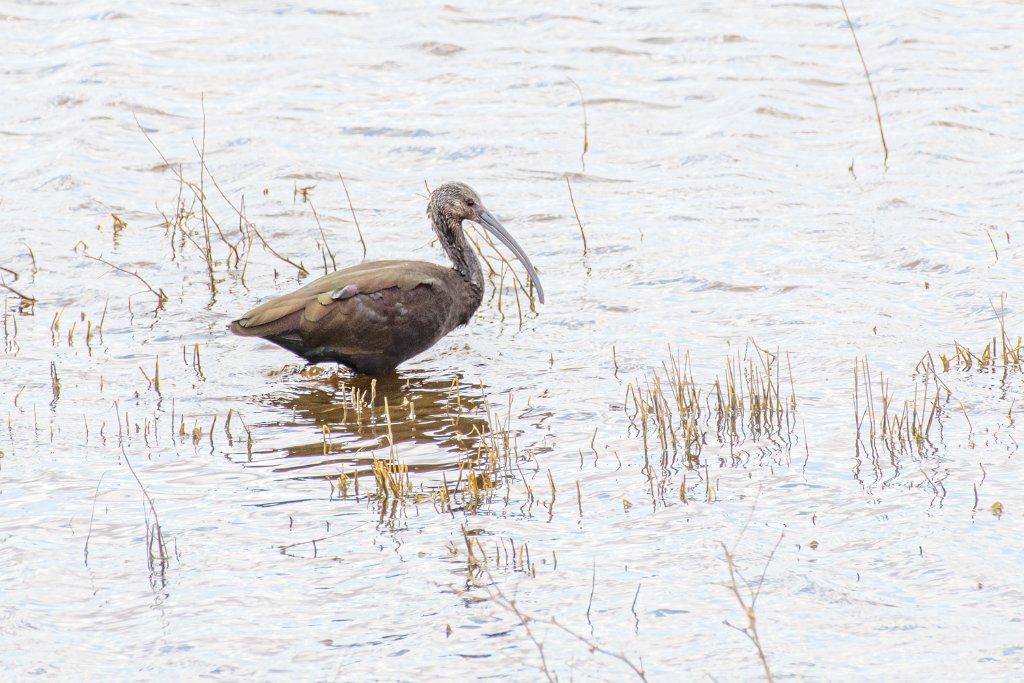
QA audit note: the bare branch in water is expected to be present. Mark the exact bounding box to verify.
[719,495,781,683]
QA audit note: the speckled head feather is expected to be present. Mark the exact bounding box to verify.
[428,182,481,229]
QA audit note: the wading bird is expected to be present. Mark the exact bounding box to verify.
[230,182,544,375]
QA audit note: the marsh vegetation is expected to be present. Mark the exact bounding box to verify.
[2,2,1022,681]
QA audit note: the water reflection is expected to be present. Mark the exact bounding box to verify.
[254,368,491,478]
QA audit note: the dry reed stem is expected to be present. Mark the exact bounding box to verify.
[465,225,534,319]
[197,94,215,288]
[565,175,588,256]
[567,78,589,171]
[985,229,999,262]
[586,557,596,631]
[305,197,337,273]
[0,266,35,303]
[840,0,889,166]
[122,451,170,589]
[22,243,37,274]
[339,175,368,259]
[83,472,107,567]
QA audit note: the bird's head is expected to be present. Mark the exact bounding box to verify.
[427,181,484,224]
[427,181,545,304]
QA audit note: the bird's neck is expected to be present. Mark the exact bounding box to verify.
[435,214,483,296]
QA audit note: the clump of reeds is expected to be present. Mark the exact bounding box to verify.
[371,457,411,500]
[432,400,523,516]
[455,528,540,583]
[939,296,1023,372]
[712,344,795,442]
[624,341,797,470]
[141,112,312,293]
[853,354,951,469]
[318,378,534,519]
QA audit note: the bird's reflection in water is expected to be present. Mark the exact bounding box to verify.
[257,367,492,481]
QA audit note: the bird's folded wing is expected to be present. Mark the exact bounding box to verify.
[232,261,442,332]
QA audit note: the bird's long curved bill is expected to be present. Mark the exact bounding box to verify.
[478,210,545,304]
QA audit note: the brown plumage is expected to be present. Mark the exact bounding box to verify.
[229,182,544,375]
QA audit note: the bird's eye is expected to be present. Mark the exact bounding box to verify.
[466,198,475,207]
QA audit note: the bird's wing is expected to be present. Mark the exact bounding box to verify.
[230,261,451,339]
[295,277,458,364]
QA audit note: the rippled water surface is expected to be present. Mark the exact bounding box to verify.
[3,1,1024,681]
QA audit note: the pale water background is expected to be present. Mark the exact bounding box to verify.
[2,1,1023,681]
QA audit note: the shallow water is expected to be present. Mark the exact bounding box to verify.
[2,1,1023,680]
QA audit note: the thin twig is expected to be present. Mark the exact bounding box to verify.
[720,531,781,683]
[751,533,784,607]
[841,0,889,166]
[465,223,535,317]
[278,522,370,554]
[548,617,649,682]
[491,586,556,683]
[79,249,167,308]
[485,570,648,682]
[243,209,307,274]
[717,491,777,683]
